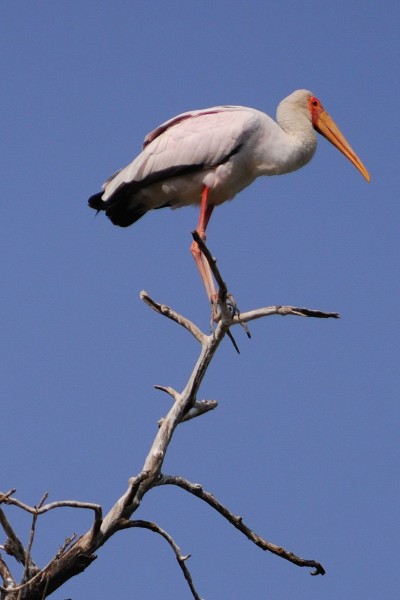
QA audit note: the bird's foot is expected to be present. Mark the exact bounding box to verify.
[210,292,238,322]
[209,293,251,353]
[225,293,240,318]
[232,298,251,339]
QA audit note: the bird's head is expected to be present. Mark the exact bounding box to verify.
[307,93,370,182]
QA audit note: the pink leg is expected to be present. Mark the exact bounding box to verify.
[190,186,217,302]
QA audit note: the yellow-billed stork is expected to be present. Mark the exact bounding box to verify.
[89,90,370,302]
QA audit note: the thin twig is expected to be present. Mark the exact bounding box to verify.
[2,496,102,523]
[0,509,28,566]
[159,475,325,576]
[55,534,77,559]
[120,519,203,600]
[0,491,16,505]
[19,493,47,597]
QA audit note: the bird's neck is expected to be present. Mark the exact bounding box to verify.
[273,105,318,174]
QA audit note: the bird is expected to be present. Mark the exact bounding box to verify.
[89,89,370,303]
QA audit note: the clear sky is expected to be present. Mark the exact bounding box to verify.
[1,1,398,598]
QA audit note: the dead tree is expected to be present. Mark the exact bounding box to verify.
[0,234,333,599]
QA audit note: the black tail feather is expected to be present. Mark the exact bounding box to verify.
[106,202,147,227]
[88,190,147,227]
[88,192,106,212]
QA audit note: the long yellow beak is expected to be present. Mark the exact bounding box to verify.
[314,109,370,182]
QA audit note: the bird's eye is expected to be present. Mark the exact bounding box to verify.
[311,99,318,107]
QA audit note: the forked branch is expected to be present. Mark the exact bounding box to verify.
[0,235,331,599]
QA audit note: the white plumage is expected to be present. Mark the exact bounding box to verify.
[89,90,368,227]
[89,89,369,300]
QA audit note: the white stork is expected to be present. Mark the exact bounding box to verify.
[89,89,370,302]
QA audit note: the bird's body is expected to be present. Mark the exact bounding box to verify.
[88,91,330,226]
[89,89,369,301]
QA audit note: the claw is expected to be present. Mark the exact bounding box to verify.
[227,330,240,354]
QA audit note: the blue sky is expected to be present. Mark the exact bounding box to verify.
[1,1,398,598]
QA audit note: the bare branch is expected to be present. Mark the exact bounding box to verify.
[0,554,16,593]
[18,494,47,596]
[1,495,102,529]
[159,475,325,576]
[1,541,82,598]
[0,509,29,567]
[236,305,340,323]
[1,234,331,597]
[140,290,206,343]
[120,519,203,600]
[158,399,218,426]
[154,384,179,401]
[0,492,16,505]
